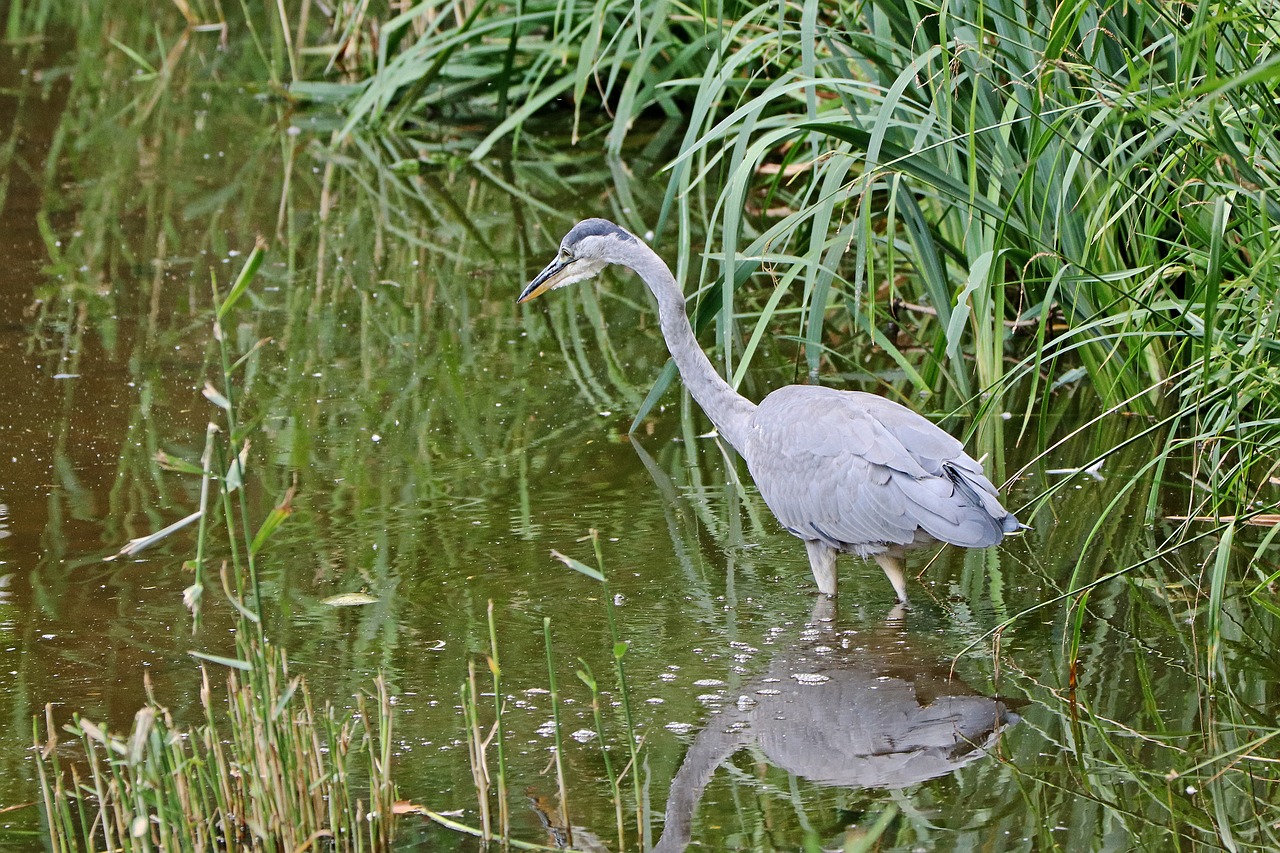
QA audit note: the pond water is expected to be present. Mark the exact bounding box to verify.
[1,22,1277,853]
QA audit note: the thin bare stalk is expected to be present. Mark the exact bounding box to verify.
[543,617,572,847]
[486,599,511,838]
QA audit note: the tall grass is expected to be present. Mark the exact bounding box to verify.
[288,0,760,157]
[285,0,1280,572]
[8,2,1278,848]
[35,646,397,852]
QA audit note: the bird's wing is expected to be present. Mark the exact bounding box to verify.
[745,387,1009,550]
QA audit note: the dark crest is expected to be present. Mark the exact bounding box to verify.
[564,218,637,247]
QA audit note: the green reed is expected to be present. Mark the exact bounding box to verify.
[576,659,626,850]
[34,245,399,851]
[486,599,512,838]
[588,530,644,831]
[438,536,651,850]
[557,530,644,846]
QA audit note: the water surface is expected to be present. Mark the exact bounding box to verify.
[0,20,1276,853]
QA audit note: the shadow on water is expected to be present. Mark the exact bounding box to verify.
[1,7,1278,852]
[654,599,1020,852]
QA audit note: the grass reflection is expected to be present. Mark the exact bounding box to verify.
[0,5,1277,850]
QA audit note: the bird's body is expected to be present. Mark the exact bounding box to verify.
[520,218,1020,602]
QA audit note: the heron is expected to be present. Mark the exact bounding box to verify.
[518,218,1021,602]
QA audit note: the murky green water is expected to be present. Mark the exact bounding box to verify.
[1,21,1277,853]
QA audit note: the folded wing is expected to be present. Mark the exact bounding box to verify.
[743,386,1016,554]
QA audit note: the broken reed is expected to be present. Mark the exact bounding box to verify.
[458,600,514,842]
[35,242,399,851]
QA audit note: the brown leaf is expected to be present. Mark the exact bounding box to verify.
[392,800,428,815]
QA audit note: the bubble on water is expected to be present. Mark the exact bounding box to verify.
[791,673,830,685]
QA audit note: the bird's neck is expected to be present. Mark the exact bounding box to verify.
[626,245,757,450]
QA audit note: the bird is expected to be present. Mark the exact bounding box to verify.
[518,218,1021,602]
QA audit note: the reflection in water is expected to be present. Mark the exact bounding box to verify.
[4,12,1276,851]
[527,791,612,853]
[655,600,1020,852]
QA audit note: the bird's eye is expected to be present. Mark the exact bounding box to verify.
[559,247,573,261]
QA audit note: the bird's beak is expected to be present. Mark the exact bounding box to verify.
[517,257,570,304]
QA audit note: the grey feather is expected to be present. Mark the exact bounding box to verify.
[523,219,1022,602]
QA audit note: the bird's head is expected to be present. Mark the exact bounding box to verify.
[517,218,640,303]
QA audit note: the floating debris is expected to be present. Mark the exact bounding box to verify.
[321,592,379,607]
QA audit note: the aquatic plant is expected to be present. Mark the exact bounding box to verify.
[35,647,396,853]
[439,532,651,849]
[6,1,1278,849]
[33,247,399,851]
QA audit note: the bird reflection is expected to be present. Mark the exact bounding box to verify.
[654,600,1020,852]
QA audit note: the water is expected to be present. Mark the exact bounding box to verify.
[1,22,1277,853]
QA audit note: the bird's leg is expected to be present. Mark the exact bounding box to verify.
[874,554,909,604]
[804,540,838,597]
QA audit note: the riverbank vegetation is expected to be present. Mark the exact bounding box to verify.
[32,251,399,852]
[4,0,1278,850]
[287,0,1280,627]
[123,0,1280,563]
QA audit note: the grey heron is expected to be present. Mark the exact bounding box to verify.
[518,218,1021,602]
